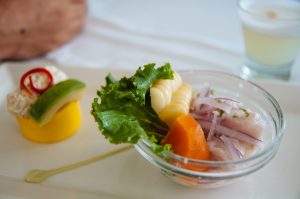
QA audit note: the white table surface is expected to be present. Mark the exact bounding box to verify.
[1,1,300,198]
[1,65,300,199]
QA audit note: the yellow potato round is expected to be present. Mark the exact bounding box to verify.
[16,101,81,143]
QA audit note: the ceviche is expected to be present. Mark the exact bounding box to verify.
[91,63,265,165]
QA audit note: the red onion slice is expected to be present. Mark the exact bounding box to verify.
[214,97,240,103]
[190,112,204,120]
[194,97,232,113]
[203,85,210,97]
[192,85,210,112]
[198,120,262,146]
[214,97,243,109]
[198,105,218,116]
[199,85,210,98]
[207,112,218,141]
[219,135,243,159]
[207,136,230,161]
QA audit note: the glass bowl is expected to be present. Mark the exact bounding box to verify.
[134,70,285,188]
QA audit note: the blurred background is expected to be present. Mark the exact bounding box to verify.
[1,0,299,80]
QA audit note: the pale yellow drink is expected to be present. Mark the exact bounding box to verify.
[238,0,300,79]
[243,27,300,67]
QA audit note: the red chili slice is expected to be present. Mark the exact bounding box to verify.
[20,67,53,95]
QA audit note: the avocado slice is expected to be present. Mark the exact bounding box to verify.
[30,79,86,125]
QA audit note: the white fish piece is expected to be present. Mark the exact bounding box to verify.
[193,97,233,114]
[221,111,265,140]
[228,137,255,157]
[207,136,232,161]
[199,120,261,146]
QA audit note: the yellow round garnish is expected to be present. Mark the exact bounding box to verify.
[16,101,81,143]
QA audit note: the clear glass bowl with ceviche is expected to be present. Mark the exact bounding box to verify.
[91,63,285,188]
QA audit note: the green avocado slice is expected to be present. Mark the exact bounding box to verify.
[30,79,86,125]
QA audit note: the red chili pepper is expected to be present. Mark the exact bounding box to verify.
[20,67,53,95]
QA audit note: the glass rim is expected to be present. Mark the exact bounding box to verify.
[237,0,300,21]
[135,139,279,178]
[135,69,286,168]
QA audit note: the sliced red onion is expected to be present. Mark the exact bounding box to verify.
[214,97,240,103]
[193,97,232,114]
[198,120,262,146]
[207,136,230,161]
[199,85,210,98]
[190,112,204,120]
[190,111,214,124]
[203,85,210,97]
[214,97,243,109]
[197,105,218,116]
[192,85,210,112]
[207,111,218,141]
[219,135,243,159]
[221,112,264,140]
[227,137,247,157]
[193,87,210,101]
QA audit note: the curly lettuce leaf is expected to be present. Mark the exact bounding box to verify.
[91,63,173,147]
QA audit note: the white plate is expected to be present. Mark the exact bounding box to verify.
[0,64,299,199]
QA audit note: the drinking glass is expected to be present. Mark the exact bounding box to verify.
[238,0,300,80]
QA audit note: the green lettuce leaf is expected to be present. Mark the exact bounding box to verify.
[91,63,173,147]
